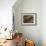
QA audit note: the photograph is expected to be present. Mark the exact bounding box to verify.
[21,13,37,26]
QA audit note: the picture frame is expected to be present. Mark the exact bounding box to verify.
[21,13,37,26]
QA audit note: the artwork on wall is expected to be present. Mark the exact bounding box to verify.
[21,13,37,26]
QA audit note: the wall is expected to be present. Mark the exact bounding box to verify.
[0,0,16,29]
[41,0,46,46]
[0,0,16,39]
[13,0,41,46]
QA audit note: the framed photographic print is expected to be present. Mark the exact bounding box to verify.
[21,13,37,26]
